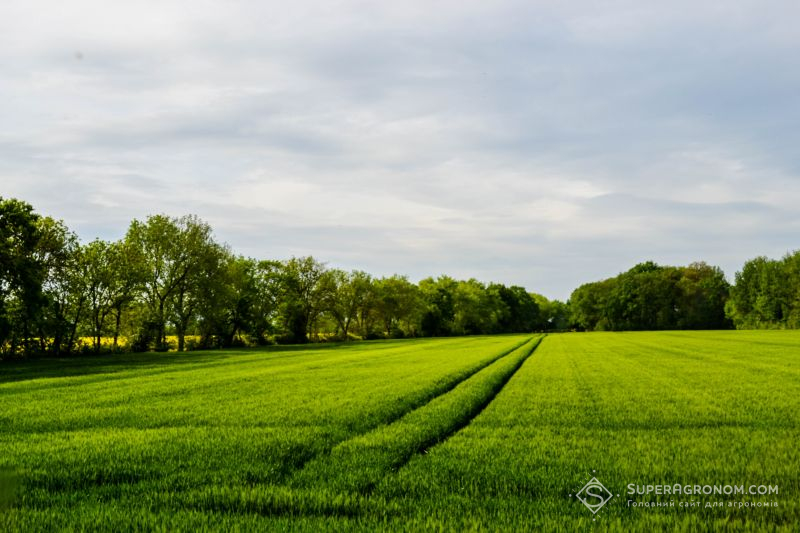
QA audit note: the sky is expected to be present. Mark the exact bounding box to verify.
[1,1,799,300]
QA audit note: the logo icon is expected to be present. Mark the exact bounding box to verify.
[575,476,613,515]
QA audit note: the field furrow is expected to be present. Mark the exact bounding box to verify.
[264,334,536,480]
[0,335,533,523]
[1,331,798,531]
[164,336,542,519]
[290,335,542,493]
[373,332,800,531]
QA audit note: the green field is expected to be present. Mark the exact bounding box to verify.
[1,332,798,531]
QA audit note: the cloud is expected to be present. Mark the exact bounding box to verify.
[1,0,798,299]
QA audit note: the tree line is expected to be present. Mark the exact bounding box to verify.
[568,254,800,332]
[568,261,731,331]
[725,253,800,329]
[2,197,798,358]
[0,198,563,358]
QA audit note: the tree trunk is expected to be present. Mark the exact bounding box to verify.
[94,311,102,353]
[52,306,62,356]
[113,306,122,350]
[34,323,45,354]
[10,331,18,358]
[157,299,166,351]
[156,322,165,351]
[66,299,84,355]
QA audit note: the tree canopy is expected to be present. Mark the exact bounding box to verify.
[568,262,731,331]
[0,199,553,358]
[2,196,796,359]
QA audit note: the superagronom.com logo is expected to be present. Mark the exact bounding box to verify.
[570,471,616,518]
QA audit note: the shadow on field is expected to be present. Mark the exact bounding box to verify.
[0,351,235,385]
[0,339,428,385]
[0,337,481,385]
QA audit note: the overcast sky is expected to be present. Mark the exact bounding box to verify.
[1,1,798,299]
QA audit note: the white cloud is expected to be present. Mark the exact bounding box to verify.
[1,0,799,299]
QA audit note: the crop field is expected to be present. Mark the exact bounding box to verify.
[1,331,799,531]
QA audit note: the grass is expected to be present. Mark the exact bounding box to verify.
[374,331,800,531]
[0,335,533,530]
[0,331,798,531]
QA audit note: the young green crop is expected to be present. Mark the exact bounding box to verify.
[375,331,800,531]
[0,335,531,530]
[1,331,799,531]
[291,336,541,494]
[162,336,541,520]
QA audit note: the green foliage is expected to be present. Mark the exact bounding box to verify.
[373,275,421,338]
[419,277,543,336]
[0,196,561,358]
[726,251,800,329]
[197,256,260,348]
[6,195,799,358]
[569,261,731,331]
[32,217,84,356]
[323,269,374,340]
[0,198,44,357]
[276,256,331,343]
[532,292,570,330]
[125,214,225,352]
[491,284,543,332]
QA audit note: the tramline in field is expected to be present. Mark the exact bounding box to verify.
[1,331,798,531]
